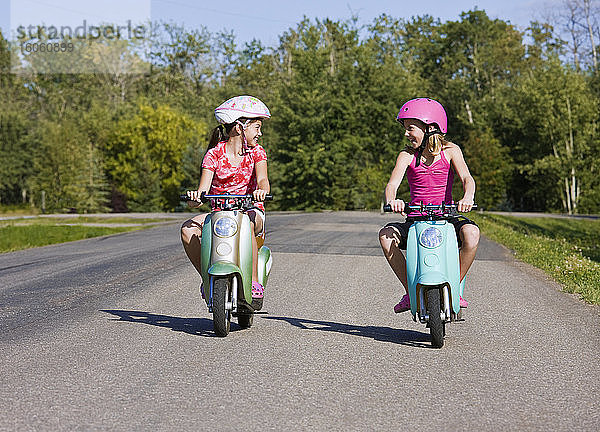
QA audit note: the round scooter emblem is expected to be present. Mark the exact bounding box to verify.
[419,227,443,248]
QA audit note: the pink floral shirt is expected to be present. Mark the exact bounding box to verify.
[202,142,267,211]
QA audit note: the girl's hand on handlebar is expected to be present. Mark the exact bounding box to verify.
[186,190,204,208]
[253,189,268,202]
[388,199,406,215]
[457,198,474,213]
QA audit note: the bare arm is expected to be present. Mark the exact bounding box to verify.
[186,168,214,207]
[253,160,270,201]
[447,144,476,212]
[198,168,214,193]
[385,151,412,214]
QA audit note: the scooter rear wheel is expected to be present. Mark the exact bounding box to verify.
[427,288,444,348]
[238,313,253,329]
[213,278,231,337]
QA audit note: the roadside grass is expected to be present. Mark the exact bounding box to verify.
[469,213,600,305]
[0,204,39,216]
[0,216,177,253]
[0,224,144,253]
[0,216,173,225]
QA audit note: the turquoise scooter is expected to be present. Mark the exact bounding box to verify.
[181,193,273,337]
[384,202,475,348]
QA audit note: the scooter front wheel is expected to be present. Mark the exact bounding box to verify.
[212,278,231,337]
[427,288,444,348]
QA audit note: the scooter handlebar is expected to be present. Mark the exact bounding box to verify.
[203,193,273,201]
[383,203,477,213]
[180,193,273,203]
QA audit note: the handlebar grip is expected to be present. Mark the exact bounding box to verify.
[383,204,392,212]
[180,192,207,203]
[264,195,273,201]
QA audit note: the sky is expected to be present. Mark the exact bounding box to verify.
[1,0,560,47]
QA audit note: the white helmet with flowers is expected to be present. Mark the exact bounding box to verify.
[214,95,271,125]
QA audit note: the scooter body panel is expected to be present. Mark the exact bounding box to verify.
[200,214,212,294]
[406,219,461,318]
[200,210,254,306]
[257,246,272,287]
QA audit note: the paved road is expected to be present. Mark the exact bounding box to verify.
[0,211,598,431]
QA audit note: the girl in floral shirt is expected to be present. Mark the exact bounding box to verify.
[181,96,271,299]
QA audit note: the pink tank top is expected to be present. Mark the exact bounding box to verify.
[406,150,454,214]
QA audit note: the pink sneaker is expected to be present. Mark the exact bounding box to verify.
[459,296,468,308]
[251,281,264,299]
[394,294,411,313]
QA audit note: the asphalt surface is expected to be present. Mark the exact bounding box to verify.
[0,211,598,431]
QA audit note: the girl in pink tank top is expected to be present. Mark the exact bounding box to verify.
[378,98,480,313]
[406,149,454,215]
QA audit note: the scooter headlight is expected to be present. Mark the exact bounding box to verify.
[214,217,238,237]
[419,227,443,248]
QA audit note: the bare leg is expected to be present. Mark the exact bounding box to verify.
[181,213,207,275]
[250,221,259,282]
[379,226,408,294]
[247,210,264,284]
[458,224,480,282]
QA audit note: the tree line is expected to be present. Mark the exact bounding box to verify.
[0,5,599,214]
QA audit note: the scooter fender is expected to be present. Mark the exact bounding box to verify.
[208,261,242,276]
[206,262,241,311]
[406,220,461,316]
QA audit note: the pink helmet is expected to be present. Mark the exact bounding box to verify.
[396,98,447,133]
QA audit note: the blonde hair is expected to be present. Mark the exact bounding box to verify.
[427,133,446,155]
[405,133,450,156]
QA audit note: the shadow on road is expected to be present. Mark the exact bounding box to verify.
[263,316,433,348]
[101,309,226,337]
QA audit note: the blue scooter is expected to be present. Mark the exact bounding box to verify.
[384,202,475,348]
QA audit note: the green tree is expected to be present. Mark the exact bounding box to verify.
[247,17,421,210]
[264,19,336,210]
[0,31,38,206]
[461,128,512,209]
[2,15,599,214]
[501,57,598,213]
[27,117,108,212]
[106,104,206,211]
[0,30,11,86]
[0,111,33,204]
